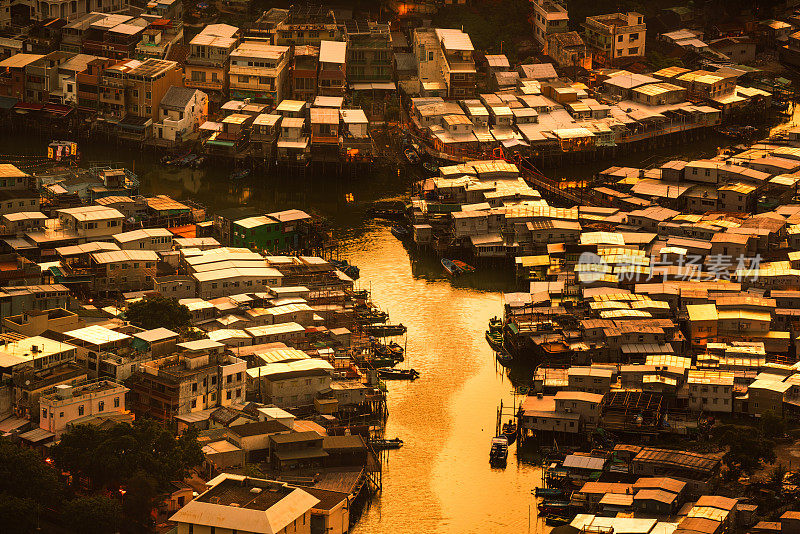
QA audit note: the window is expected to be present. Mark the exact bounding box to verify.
[98,401,105,412]
[43,408,48,419]
[114,397,120,408]
[617,35,624,42]
[78,405,84,416]
[226,391,232,400]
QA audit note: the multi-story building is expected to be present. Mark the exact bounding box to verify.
[24,51,73,104]
[169,474,321,534]
[56,53,100,105]
[153,86,208,143]
[56,205,124,241]
[228,41,290,105]
[344,20,392,84]
[582,12,646,66]
[33,0,127,21]
[318,40,346,97]
[128,342,246,420]
[685,370,734,413]
[185,23,239,104]
[82,15,145,60]
[89,249,159,292]
[134,21,184,60]
[274,4,340,47]
[0,54,44,99]
[39,380,128,437]
[75,57,116,112]
[0,0,9,31]
[434,29,476,99]
[548,31,591,70]
[532,0,569,52]
[291,45,318,102]
[123,58,182,121]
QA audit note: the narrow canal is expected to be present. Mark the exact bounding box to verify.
[0,127,765,532]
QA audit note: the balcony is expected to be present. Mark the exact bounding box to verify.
[186,79,225,91]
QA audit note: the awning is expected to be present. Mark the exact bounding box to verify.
[199,121,223,132]
[0,416,29,435]
[18,428,55,443]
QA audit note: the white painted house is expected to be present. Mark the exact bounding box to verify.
[154,86,209,143]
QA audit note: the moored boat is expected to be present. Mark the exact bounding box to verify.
[485,330,504,352]
[533,487,569,499]
[404,148,420,164]
[489,436,508,467]
[364,323,407,337]
[390,225,411,240]
[501,420,517,444]
[441,258,459,276]
[377,367,419,380]
[495,351,513,366]
[422,161,439,174]
[451,259,475,274]
[370,437,403,449]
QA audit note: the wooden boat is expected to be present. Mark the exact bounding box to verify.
[369,355,400,368]
[372,341,404,360]
[404,148,420,164]
[351,289,369,300]
[533,487,569,499]
[545,515,572,526]
[422,161,439,174]
[495,351,514,367]
[537,500,573,514]
[451,259,475,274]
[357,310,389,324]
[485,330,504,352]
[370,437,403,449]
[502,420,517,445]
[390,225,411,240]
[488,316,503,333]
[364,323,407,337]
[330,259,360,280]
[377,367,419,380]
[489,436,508,467]
[441,258,459,276]
[230,168,251,181]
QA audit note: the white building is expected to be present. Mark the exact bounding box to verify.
[532,0,569,52]
[113,227,174,251]
[57,205,124,241]
[686,370,734,413]
[247,359,333,409]
[39,380,128,437]
[154,86,209,143]
[169,474,320,534]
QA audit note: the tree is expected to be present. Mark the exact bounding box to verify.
[760,409,787,439]
[712,424,777,475]
[125,295,191,331]
[0,494,39,534]
[53,420,204,491]
[0,437,61,503]
[122,471,159,531]
[63,495,122,534]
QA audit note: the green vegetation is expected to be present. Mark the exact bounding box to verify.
[63,496,123,534]
[432,0,536,63]
[53,420,204,491]
[125,295,191,332]
[712,424,777,477]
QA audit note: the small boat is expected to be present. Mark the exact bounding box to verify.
[422,161,439,174]
[369,354,401,368]
[533,487,569,499]
[545,515,572,526]
[230,168,251,181]
[372,340,404,358]
[485,330,504,352]
[451,259,475,274]
[164,151,189,165]
[441,258,459,276]
[502,420,517,444]
[351,289,369,300]
[488,317,503,333]
[357,310,389,324]
[370,437,403,449]
[390,225,411,240]
[377,367,419,380]
[364,323,407,337]
[496,351,513,367]
[490,436,508,467]
[404,148,420,164]
[331,259,360,280]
